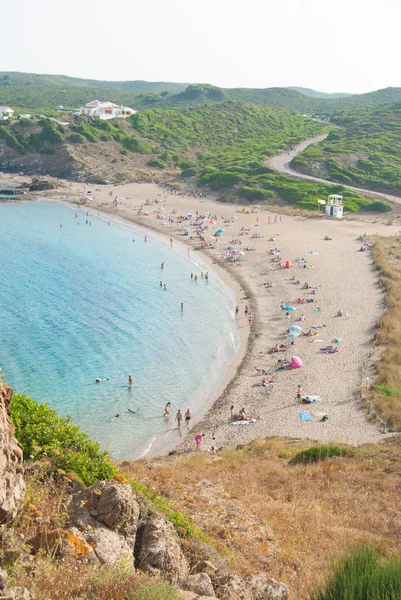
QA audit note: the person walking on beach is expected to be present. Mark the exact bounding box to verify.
[164,402,171,416]
[170,237,173,247]
[244,305,249,315]
[297,384,303,402]
[235,305,239,316]
[176,409,183,428]
[184,408,191,426]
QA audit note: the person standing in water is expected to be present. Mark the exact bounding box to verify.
[144,235,147,242]
[185,408,191,426]
[128,375,133,387]
[235,306,239,316]
[161,262,164,270]
[164,402,171,416]
[176,409,183,428]
[181,303,184,312]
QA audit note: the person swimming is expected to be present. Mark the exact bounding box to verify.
[128,408,140,414]
[95,378,109,383]
[111,414,120,420]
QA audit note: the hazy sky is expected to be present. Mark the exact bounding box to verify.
[3,0,401,93]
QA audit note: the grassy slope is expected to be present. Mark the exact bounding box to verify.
[371,237,401,429]
[0,104,390,210]
[126,437,401,600]
[292,103,401,194]
[8,389,401,599]
[128,103,389,211]
[3,73,401,114]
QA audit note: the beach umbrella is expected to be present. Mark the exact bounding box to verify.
[288,325,302,331]
[287,332,300,339]
[283,306,296,311]
[290,356,303,369]
[285,261,293,268]
[187,213,193,217]
[182,227,189,232]
[216,229,225,234]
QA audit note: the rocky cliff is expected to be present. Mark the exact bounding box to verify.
[0,381,25,523]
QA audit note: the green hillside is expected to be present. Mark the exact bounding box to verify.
[127,103,389,211]
[289,86,353,99]
[0,101,391,211]
[3,72,401,115]
[0,72,188,93]
[292,103,401,194]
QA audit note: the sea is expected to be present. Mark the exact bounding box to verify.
[0,201,239,459]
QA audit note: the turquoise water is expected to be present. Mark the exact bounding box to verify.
[0,201,238,459]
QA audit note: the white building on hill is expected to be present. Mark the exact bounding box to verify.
[0,107,14,120]
[79,100,136,120]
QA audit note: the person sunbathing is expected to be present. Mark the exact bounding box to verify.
[302,283,309,290]
[324,235,332,241]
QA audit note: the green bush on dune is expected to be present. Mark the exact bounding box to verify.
[10,394,117,486]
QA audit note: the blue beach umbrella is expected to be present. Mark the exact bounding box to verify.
[283,306,296,311]
[288,325,302,331]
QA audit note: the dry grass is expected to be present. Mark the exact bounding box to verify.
[125,437,401,600]
[371,238,401,429]
[11,559,179,600]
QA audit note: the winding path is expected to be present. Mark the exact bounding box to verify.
[268,133,401,204]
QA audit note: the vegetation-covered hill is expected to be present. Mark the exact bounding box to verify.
[0,103,390,211]
[3,72,401,116]
[289,86,353,99]
[0,72,188,93]
[292,103,401,194]
[128,103,389,211]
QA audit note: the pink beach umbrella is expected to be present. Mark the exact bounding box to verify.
[290,356,303,369]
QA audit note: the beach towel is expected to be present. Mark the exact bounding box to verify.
[300,412,312,421]
[300,395,321,404]
[232,420,255,425]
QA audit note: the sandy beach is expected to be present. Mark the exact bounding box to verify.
[2,172,400,453]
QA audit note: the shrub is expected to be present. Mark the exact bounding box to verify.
[69,133,86,144]
[290,445,349,465]
[311,546,401,600]
[0,125,26,153]
[181,167,198,177]
[10,394,117,486]
[147,158,165,168]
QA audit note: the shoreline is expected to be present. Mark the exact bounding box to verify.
[2,172,401,456]
[79,203,251,458]
[36,191,251,459]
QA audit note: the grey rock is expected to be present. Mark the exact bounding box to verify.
[0,589,36,600]
[0,382,26,524]
[219,575,252,600]
[137,513,189,583]
[244,574,290,600]
[0,570,8,591]
[183,573,214,597]
[65,479,140,565]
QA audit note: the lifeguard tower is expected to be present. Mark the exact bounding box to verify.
[325,194,343,219]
